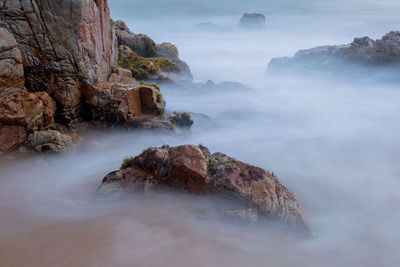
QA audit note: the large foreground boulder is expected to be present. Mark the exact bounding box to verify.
[98,145,309,231]
[268,31,400,78]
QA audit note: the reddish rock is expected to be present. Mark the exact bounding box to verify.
[0,92,44,130]
[83,84,164,122]
[98,145,309,231]
[1,0,118,123]
[34,91,55,129]
[0,28,25,97]
[0,125,27,152]
[167,145,209,193]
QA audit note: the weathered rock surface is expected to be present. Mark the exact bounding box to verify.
[0,1,190,153]
[115,20,156,58]
[268,31,400,76]
[98,145,309,231]
[0,27,24,97]
[0,27,63,152]
[239,13,266,29]
[28,130,81,153]
[115,20,193,82]
[0,0,118,123]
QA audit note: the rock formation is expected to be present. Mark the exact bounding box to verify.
[268,31,400,76]
[115,20,193,82]
[0,27,78,152]
[239,13,266,29]
[0,0,118,123]
[0,0,192,153]
[97,144,309,231]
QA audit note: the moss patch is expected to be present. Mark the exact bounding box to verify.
[140,81,161,91]
[120,157,134,170]
[118,50,180,80]
[156,93,163,103]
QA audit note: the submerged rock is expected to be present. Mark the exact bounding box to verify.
[268,31,400,77]
[168,112,194,128]
[239,13,266,29]
[98,145,309,231]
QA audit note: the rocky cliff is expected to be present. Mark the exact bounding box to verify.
[0,0,187,153]
[0,0,119,123]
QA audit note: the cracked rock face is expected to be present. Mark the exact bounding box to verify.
[0,1,169,152]
[0,0,118,123]
[97,144,309,231]
[0,27,60,152]
[0,27,24,97]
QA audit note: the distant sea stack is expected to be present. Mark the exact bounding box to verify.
[239,13,266,29]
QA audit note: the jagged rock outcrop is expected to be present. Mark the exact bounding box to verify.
[115,20,156,58]
[0,0,119,123]
[117,45,182,81]
[115,20,193,82]
[268,31,400,75]
[0,27,74,152]
[239,13,266,29]
[0,27,24,96]
[0,0,190,153]
[97,144,309,231]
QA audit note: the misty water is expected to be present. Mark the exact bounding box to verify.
[1,0,400,266]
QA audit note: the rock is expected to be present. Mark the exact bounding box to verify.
[0,27,62,152]
[268,31,400,75]
[0,1,190,153]
[168,112,194,127]
[98,145,309,231]
[115,20,156,57]
[28,130,81,153]
[0,28,25,98]
[167,145,209,193]
[34,92,55,129]
[0,125,27,152]
[1,0,118,123]
[115,20,193,82]
[155,42,179,60]
[84,84,164,122]
[117,45,181,81]
[156,42,193,82]
[124,116,177,133]
[239,13,266,29]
